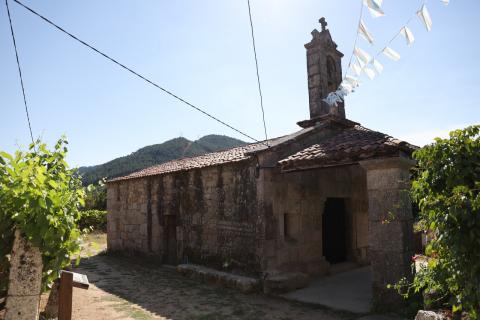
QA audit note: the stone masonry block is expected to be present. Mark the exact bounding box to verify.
[370,249,412,286]
[365,167,411,191]
[369,220,414,253]
[367,188,413,222]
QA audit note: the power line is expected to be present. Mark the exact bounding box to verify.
[13,0,264,144]
[246,0,269,146]
[6,0,35,146]
[344,0,365,79]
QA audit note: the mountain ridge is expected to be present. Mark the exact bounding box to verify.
[78,134,246,185]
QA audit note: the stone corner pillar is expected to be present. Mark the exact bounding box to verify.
[360,157,416,309]
[5,229,43,320]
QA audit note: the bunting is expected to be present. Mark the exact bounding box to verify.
[354,46,372,64]
[323,92,343,107]
[321,0,449,107]
[364,67,376,80]
[363,0,385,18]
[350,62,362,76]
[359,20,374,44]
[382,47,401,61]
[400,26,415,46]
[344,75,361,88]
[339,82,354,94]
[417,5,433,31]
[356,55,366,69]
[372,59,384,74]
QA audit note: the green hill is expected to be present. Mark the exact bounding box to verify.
[78,135,246,185]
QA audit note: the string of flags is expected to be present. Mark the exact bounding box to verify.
[323,0,450,107]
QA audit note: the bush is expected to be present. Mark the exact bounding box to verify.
[0,138,84,292]
[393,125,480,318]
[83,179,106,211]
[78,210,107,232]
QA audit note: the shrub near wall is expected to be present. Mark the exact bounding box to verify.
[78,210,107,232]
[394,125,480,318]
[0,138,84,292]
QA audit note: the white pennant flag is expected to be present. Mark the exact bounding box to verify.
[364,67,376,80]
[354,46,372,64]
[382,47,401,61]
[345,75,361,88]
[350,62,362,76]
[363,0,385,18]
[323,92,343,107]
[356,55,366,68]
[340,81,354,93]
[372,59,384,74]
[359,20,374,44]
[417,5,433,31]
[338,86,352,97]
[400,26,415,45]
[441,0,449,5]
[335,88,348,101]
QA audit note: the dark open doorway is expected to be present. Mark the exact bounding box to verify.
[163,215,177,265]
[322,198,347,264]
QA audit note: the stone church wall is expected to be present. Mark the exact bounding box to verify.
[107,159,263,274]
[259,164,369,275]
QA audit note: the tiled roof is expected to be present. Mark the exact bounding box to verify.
[107,127,315,183]
[279,125,417,171]
[108,142,266,182]
[108,122,417,182]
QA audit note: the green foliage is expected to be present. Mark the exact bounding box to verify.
[394,125,480,317]
[83,179,107,210]
[0,138,84,291]
[78,135,246,185]
[78,210,107,232]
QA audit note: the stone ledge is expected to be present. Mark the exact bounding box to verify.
[263,272,310,294]
[176,264,261,294]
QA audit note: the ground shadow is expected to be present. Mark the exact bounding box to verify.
[73,252,355,320]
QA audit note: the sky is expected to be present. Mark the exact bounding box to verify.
[1,0,479,167]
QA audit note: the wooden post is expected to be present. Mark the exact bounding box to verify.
[57,270,89,320]
[58,271,73,320]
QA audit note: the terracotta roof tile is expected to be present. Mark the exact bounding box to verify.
[108,123,417,182]
[279,125,417,170]
[108,142,265,182]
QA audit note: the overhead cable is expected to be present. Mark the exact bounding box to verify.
[6,0,35,146]
[246,0,269,146]
[13,0,263,144]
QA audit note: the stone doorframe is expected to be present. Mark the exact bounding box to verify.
[360,157,416,308]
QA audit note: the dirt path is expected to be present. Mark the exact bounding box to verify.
[67,234,353,320]
[2,233,355,320]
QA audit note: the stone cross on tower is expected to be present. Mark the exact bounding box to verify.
[319,17,327,31]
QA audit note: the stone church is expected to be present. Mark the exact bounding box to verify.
[106,19,417,305]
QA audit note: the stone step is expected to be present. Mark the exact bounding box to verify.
[176,264,261,293]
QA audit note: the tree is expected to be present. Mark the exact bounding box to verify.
[395,125,480,318]
[0,138,85,293]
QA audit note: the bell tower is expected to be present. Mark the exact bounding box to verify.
[305,18,345,120]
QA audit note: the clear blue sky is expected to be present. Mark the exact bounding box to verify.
[1,0,478,167]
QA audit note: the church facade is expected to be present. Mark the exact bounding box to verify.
[106,19,417,305]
